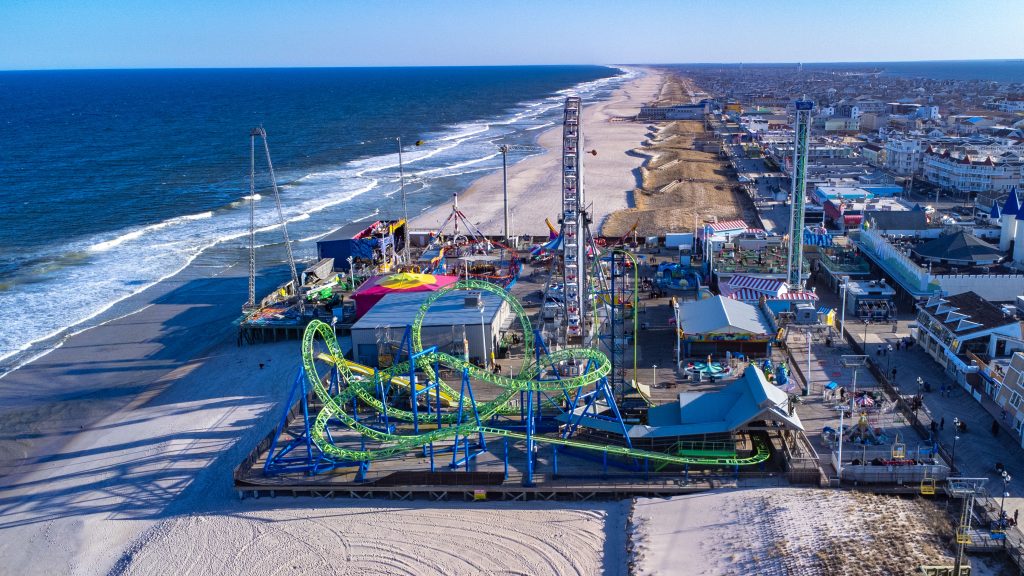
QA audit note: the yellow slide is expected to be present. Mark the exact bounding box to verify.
[316,353,455,406]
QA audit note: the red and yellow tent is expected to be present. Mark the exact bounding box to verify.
[352,272,460,318]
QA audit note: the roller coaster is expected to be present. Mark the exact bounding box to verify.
[265,279,770,486]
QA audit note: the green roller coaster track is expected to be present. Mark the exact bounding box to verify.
[302,279,770,468]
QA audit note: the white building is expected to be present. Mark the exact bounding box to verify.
[915,106,941,121]
[921,145,1024,194]
[350,290,511,367]
[916,291,1024,384]
[884,138,923,176]
[995,99,1024,113]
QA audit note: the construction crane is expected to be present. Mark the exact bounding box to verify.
[247,127,303,314]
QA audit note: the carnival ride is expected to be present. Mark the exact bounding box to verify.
[419,194,521,287]
[684,361,733,379]
[264,279,770,486]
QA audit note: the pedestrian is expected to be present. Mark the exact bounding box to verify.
[992,419,1000,437]
[891,367,897,381]
[940,417,945,430]
[1015,510,1019,525]
[1001,408,1007,422]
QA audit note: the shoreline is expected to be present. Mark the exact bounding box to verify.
[0,68,640,575]
[411,67,664,237]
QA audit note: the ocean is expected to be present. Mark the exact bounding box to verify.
[810,60,1024,83]
[0,65,628,373]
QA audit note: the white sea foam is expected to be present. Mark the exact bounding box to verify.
[88,211,214,252]
[0,68,633,374]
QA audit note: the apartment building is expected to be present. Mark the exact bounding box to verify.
[884,138,922,175]
[921,145,1023,194]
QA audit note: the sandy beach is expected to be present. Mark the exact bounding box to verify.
[411,68,664,237]
[631,488,1012,576]
[0,71,654,576]
[0,325,629,575]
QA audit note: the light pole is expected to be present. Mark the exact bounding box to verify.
[1000,470,1012,524]
[396,136,410,264]
[836,404,850,486]
[917,376,924,396]
[653,364,658,388]
[673,299,681,370]
[804,329,813,396]
[886,344,894,382]
[839,276,849,338]
[951,417,960,473]
[499,144,510,243]
[862,319,870,355]
[478,296,488,369]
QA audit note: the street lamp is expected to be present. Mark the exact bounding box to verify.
[395,137,410,264]
[863,319,871,355]
[999,470,1013,525]
[836,404,850,485]
[916,376,924,396]
[951,417,960,473]
[886,344,894,382]
[839,276,849,338]
[804,329,813,396]
[477,296,488,369]
[653,364,658,388]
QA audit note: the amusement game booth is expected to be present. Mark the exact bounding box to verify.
[677,296,776,357]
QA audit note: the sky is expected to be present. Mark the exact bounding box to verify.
[1,0,1022,70]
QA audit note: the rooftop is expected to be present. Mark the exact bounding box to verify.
[639,365,803,437]
[922,291,1016,334]
[679,296,774,336]
[912,231,1004,265]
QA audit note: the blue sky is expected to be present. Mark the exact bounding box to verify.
[2,0,1022,70]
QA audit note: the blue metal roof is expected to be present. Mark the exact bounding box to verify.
[616,365,803,437]
[1002,187,1019,216]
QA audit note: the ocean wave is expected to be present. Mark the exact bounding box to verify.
[88,211,214,252]
[0,69,633,374]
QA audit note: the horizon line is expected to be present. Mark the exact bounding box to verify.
[2,58,1024,73]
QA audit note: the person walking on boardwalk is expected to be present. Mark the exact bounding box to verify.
[940,417,945,430]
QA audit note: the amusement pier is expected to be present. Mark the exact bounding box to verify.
[228,70,1024,574]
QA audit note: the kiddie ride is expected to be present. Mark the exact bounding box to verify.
[263,280,769,486]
